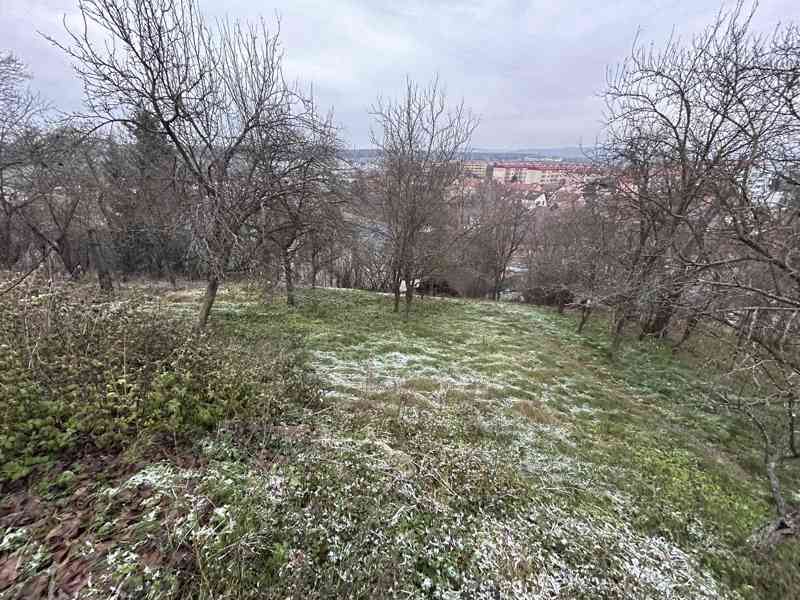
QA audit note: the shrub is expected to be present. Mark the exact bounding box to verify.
[522,286,575,312]
[0,282,321,484]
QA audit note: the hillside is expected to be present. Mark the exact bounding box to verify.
[1,287,798,599]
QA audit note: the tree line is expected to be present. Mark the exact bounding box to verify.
[527,4,800,540]
[0,0,535,323]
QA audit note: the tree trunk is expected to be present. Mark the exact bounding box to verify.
[198,277,219,329]
[641,290,681,338]
[310,252,319,289]
[56,237,79,279]
[283,248,296,307]
[610,311,627,357]
[577,302,593,334]
[393,275,401,313]
[748,455,799,552]
[87,228,113,293]
[672,314,699,353]
[404,278,414,319]
[767,456,787,518]
[0,217,20,269]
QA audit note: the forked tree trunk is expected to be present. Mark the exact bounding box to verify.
[56,237,79,279]
[198,277,219,329]
[577,302,593,334]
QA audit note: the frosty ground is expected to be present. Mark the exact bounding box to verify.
[2,286,797,599]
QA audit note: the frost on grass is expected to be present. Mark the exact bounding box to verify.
[39,291,752,597]
[0,527,28,553]
[87,445,293,595]
[78,544,173,600]
[267,432,734,598]
[450,504,733,600]
[275,295,739,598]
[307,310,540,404]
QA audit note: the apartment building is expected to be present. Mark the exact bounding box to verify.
[491,162,595,186]
[463,160,489,178]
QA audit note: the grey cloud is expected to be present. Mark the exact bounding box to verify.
[1,0,797,147]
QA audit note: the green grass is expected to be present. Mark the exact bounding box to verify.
[201,287,799,598]
[3,286,799,599]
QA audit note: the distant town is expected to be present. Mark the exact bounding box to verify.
[345,148,603,210]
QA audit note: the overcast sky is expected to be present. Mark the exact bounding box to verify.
[1,0,797,149]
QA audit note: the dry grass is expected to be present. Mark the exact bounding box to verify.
[511,399,563,426]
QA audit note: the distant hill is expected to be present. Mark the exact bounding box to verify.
[343,146,593,164]
[469,146,591,161]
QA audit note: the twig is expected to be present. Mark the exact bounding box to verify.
[0,250,51,297]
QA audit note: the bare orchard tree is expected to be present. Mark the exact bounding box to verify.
[695,170,800,549]
[466,181,531,300]
[370,76,477,315]
[17,128,98,279]
[685,21,800,548]
[51,0,330,328]
[262,119,343,306]
[602,4,800,547]
[600,3,773,353]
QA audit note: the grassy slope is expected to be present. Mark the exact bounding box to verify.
[3,287,798,599]
[207,287,798,598]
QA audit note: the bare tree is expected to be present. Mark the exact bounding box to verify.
[369,76,477,315]
[600,3,774,352]
[51,0,333,327]
[598,3,800,546]
[17,128,97,278]
[0,51,48,270]
[262,127,342,306]
[690,21,800,546]
[461,181,531,299]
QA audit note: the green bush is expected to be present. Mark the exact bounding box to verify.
[0,283,321,483]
